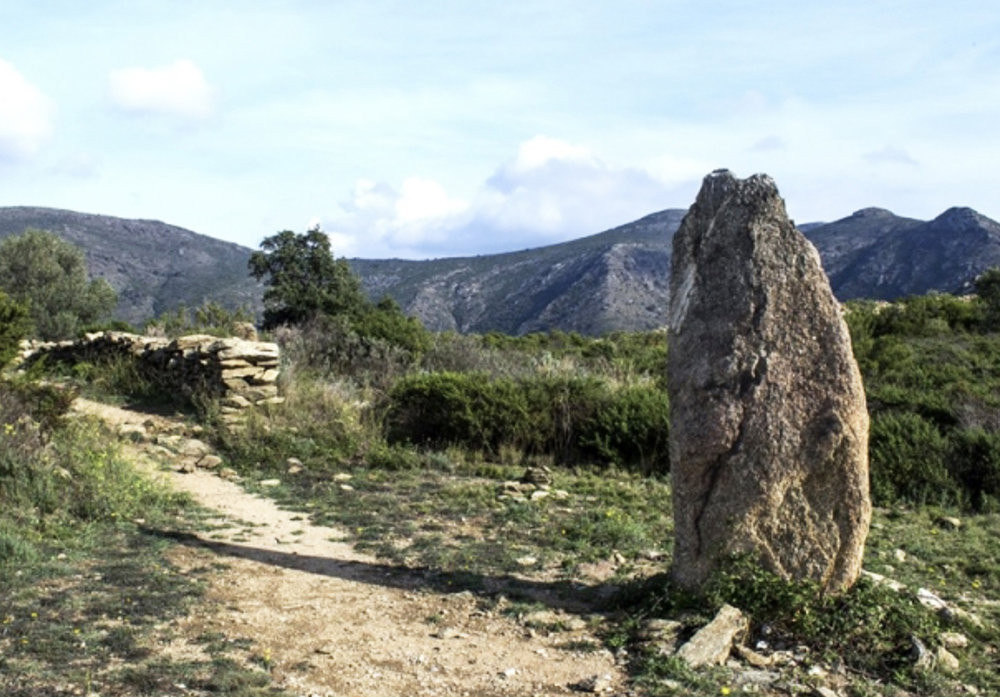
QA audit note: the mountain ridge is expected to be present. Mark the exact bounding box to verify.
[2,204,999,335]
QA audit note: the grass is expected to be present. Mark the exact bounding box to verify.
[235,453,673,579]
[0,377,287,696]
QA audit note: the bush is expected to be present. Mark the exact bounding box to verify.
[577,385,670,472]
[0,378,183,563]
[869,410,956,506]
[385,372,670,470]
[0,291,31,366]
[949,428,1000,511]
[385,372,534,455]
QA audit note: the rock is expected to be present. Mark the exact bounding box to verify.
[259,478,281,488]
[894,548,907,562]
[916,588,948,611]
[735,644,773,667]
[861,569,908,592]
[520,466,553,486]
[196,454,223,469]
[940,631,968,649]
[911,635,933,670]
[935,646,960,673]
[813,687,841,697]
[569,674,614,693]
[667,170,871,592]
[675,604,747,667]
[936,516,962,530]
[117,423,148,441]
[734,668,780,687]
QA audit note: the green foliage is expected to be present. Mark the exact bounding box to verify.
[0,378,184,564]
[621,555,946,693]
[975,266,1000,329]
[353,295,432,354]
[869,410,956,506]
[0,228,117,340]
[385,371,670,470]
[144,300,254,338]
[250,228,431,363]
[0,290,31,366]
[846,296,1000,511]
[578,385,669,472]
[249,228,367,329]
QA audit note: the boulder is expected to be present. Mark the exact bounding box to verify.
[674,604,747,667]
[667,170,871,592]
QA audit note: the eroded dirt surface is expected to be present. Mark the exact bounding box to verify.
[73,398,628,697]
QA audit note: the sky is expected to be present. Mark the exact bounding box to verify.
[1,1,997,259]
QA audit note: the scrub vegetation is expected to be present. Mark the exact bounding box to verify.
[4,229,1000,695]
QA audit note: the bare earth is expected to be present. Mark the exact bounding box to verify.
[73,398,627,697]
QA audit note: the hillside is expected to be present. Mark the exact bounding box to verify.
[0,207,262,326]
[3,204,1000,334]
[351,209,684,334]
[808,206,1000,299]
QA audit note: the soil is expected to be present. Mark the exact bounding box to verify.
[72,398,628,697]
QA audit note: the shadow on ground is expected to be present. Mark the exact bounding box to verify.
[141,526,620,614]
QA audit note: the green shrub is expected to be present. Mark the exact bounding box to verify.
[869,410,957,506]
[577,385,669,472]
[0,291,31,366]
[949,428,1000,511]
[0,379,183,555]
[212,370,364,474]
[385,372,534,455]
[385,371,670,469]
[275,314,419,389]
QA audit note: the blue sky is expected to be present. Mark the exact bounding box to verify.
[1,1,996,258]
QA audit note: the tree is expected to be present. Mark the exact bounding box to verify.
[249,228,367,330]
[0,229,117,340]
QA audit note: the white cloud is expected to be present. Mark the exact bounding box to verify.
[324,137,675,258]
[0,58,52,161]
[108,59,214,119]
[509,135,596,173]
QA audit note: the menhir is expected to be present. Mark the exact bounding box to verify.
[667,170,870,592]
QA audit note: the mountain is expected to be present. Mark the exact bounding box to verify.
[350,209,684,334]
[807,206,1000,299]
[2,203,999,335]
[0,207,262,326]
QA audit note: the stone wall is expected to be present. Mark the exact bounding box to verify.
[19,331,282,418]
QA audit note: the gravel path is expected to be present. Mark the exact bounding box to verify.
[73,398,627,697]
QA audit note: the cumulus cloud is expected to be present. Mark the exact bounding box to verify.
[108,59,214,119]
[324,136,675,258]
[0,58,52,161]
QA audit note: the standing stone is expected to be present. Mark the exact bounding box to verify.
[667,170,870,592]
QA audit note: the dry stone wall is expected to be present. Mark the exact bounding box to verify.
[19,331,281,418]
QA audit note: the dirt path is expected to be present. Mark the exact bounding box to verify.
[73,398,628,697]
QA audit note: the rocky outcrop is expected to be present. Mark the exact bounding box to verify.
[667,170,871,592]
[20,331,281,419]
